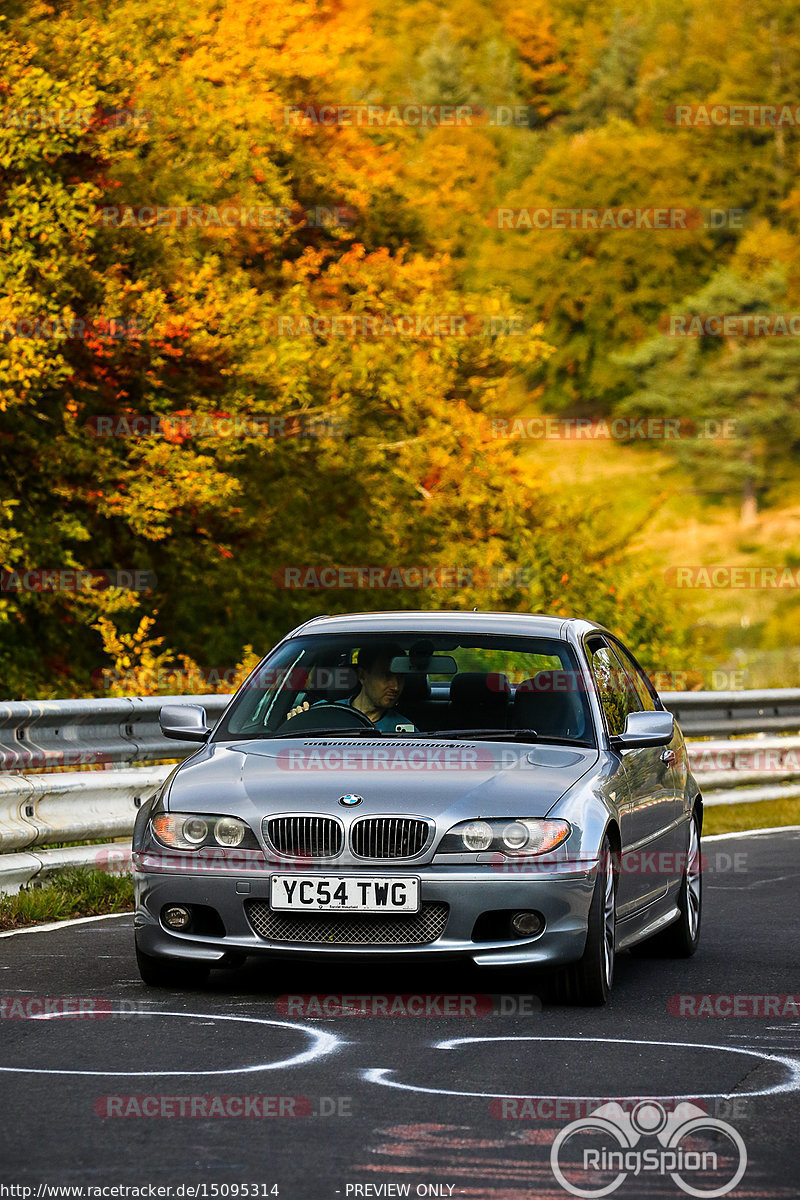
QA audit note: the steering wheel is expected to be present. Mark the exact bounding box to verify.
[275,700,375,734]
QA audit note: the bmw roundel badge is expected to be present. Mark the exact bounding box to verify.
[338,793,363,807]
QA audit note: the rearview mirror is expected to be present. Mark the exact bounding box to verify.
[389,654,458,675]
[159,703,209,743]
[612,709,674,749]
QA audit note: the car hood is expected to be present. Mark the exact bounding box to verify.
[166,738,599,823]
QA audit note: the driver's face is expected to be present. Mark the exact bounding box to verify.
[358,658,405,712]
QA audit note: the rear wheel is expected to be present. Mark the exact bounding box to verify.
[135,943,210,989]
[555,834,617,1005]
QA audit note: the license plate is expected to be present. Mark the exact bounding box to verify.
[269,875,420,913]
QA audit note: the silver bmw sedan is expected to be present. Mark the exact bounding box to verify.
[132,611,702,1004]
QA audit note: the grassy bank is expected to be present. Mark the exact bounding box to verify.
[0,867,133,931]
[702,796,800,835]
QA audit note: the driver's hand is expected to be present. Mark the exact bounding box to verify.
[286,700,311,720]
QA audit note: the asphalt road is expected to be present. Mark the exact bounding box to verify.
[1,828,799,1200]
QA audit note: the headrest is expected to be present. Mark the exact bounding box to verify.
[514,674,583,737]
[400,672,431,704]
[306,665,358,701]
[516,669,578,695]
[449,672,511,705]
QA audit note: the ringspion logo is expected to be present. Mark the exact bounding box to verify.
[550,1100,746,1197]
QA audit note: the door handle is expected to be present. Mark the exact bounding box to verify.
[661,748,677,767]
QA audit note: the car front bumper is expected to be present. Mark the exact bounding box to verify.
[133,856,597,970]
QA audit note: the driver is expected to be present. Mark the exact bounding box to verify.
[287,643,418,732]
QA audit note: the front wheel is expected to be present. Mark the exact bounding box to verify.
[136,943,210,989]
[556,834,617,1006]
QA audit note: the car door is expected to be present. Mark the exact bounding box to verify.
[610,637,688,877]
[587,637,675,915]
[610,638,685,810]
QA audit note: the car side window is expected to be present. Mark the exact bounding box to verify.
[589,641,642,737]
[611,641,657,712]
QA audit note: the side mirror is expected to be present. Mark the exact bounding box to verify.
[159,703,209,743]
[612,709,674,749]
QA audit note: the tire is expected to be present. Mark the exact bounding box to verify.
[135,943,210,989]
[555,834,617,1006]
[636,807,702,957]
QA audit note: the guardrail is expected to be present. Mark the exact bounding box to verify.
[0,694,231,771]
[660,689,800,736]
[1,690,799,893]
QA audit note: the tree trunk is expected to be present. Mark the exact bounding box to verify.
[741,476,758,525]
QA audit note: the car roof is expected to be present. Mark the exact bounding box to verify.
[284,610,608,641]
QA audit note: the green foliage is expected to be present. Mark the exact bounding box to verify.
[0,866,133,930]
[702,796,800,835]
[614,263,800,516]
[2,0,797,698]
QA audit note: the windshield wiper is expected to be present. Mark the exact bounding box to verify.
[426,728,539,741]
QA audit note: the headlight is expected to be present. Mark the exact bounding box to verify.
[183,817,209,845]
[214,817,246,847]
[461,821,493,851]
[151,813,254,851]
[438,818,571,856]
[500,821,530,851]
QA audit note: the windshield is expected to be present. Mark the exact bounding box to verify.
[214,632,596,746]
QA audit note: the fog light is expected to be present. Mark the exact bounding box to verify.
[511,911,544,937]
[163,904,192,931]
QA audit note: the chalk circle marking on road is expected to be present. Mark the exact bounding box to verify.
[363,1036,800,1100]
[0,1011,341,1077]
